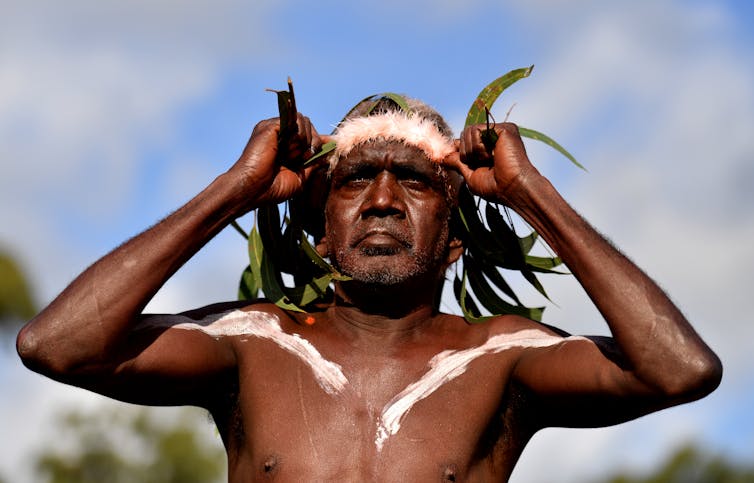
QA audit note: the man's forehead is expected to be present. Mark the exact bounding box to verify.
[334,140,443,175]
[327,139,462,208]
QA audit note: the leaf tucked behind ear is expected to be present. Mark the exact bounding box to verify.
[238,265,260,301]
[251,217,305,312]
[454,270,490,323]
[298,232,350,281]
[465,253,545,321]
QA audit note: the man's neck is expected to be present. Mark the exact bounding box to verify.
[333,276,439,315]
[326,280,441,344]
[326,301,439,349]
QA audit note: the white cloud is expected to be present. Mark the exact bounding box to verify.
[0,3,278,478]
[0,0,279,299]
[495,2,754,481]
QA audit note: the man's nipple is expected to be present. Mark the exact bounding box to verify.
[262,455,279,478]
[442,463,458,482]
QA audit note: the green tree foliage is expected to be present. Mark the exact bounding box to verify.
[598,443,754,483]
[0,249,36,329]
[33,405,226,483]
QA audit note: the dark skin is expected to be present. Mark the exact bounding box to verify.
[17,113,722,482]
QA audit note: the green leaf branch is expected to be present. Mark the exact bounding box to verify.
[235,70,582,321]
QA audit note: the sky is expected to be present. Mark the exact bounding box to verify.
[1,0,753,481]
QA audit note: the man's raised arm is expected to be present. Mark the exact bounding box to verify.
[16,114,322,405]
[447,123,722,428]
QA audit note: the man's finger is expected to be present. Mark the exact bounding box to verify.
[442,151,474,182]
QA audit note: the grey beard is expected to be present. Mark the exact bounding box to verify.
[350,266,412,286]
[334,246,444,287]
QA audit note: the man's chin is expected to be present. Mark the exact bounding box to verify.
[334,248,441,288]
[336,257,417,287]
[343,266,411,287]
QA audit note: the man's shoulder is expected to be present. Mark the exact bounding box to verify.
[479,313,571,339]
[430,312,566,347]
[179,299,281,319]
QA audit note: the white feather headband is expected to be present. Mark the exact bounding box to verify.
[330,111,455,170]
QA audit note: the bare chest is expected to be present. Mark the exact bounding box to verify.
[173,309,565,481]
[219,322,559,481]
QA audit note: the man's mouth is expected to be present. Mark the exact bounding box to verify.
[361,245,402,256]
[354,229,411,254]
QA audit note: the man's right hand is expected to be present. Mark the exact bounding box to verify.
[16,111,327,405]
[229,113,325,211]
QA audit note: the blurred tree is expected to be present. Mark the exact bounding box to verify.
[598,443,754,483]
[33,404,226,483]
[0,249,37,330]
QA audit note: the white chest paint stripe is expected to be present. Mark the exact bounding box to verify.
[374,330,583,451]
[137,310,348,395]
[138,311,582,451]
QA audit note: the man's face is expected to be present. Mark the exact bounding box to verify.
[324,140,455,286]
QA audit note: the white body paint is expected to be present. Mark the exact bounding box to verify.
[374,330,582,451]
[138,310,348,395]
[138,311,582,452]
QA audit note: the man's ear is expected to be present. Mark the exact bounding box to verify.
[446,238,463,265]
[315,237,328,258]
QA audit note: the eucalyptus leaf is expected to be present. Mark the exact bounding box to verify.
[298,232,351,281]
[286,273,333,306]
[518,126,585,171]
[269,78,302,169]
[519,231,538,254]
[457,189,501,256]
[484,203,527,264]
[298,233,331,272]
[339,92,412,128]
[454,270,490,323]
[525,255,565,272]
[479,262,522,305]
[230,220,248,240]
[372,93,411,114]
[465,66,534,127]
[480,125,499,155]
[251,216,304,312]
[305,141,336,166]
[248,225,263,283]
[238,265,260,301]
[258,205,289,272]
[465,254,544,321]
[520,267,550,301]
[464,255,511,312]
[458,204,519,270]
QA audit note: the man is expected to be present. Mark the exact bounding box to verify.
[17,97,721,482]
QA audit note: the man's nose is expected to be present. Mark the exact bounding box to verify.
[362,173,405,217]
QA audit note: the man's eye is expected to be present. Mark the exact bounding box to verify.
[400,177,429,190]
[338,176,371,190]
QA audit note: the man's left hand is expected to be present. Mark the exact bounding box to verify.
[444,123,540,208]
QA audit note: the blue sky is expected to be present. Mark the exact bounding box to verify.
[2,0,753,481]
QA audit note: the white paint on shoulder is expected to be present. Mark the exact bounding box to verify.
[137,310,348,395]
[138,312,585,450]
[374,328,583,451]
